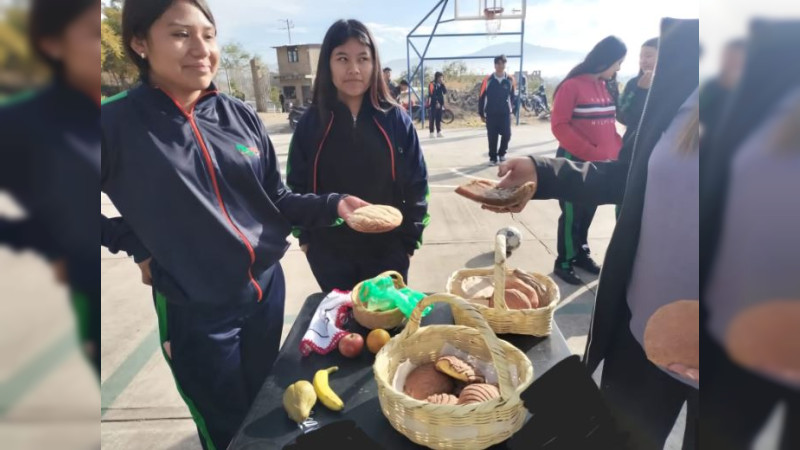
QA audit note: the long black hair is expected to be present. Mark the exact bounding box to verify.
[122,0,216,80]
[28,0,98,74]
[312,19,397,119]
[555,35,627,99]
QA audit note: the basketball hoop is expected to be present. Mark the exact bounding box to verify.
[484,6,504,38]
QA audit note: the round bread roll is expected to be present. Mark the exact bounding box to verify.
[346,205,403,233]
[435,356,484,383]
[643,300,699,369]
[426,393,459,405]
[725,299,800,376]
[505,277,540,308]
[404,363,455,400]
[457,383,501,405]
[490,289,532,309]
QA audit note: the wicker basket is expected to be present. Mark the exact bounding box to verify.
[373,293,534,449]
[351,270,407,330]
[446,234,560,336]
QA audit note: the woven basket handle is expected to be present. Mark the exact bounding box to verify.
[400,293,516,400]
[379,270,406,289]
[492,233,509,311]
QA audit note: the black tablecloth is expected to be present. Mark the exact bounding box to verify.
[229,293,573,449]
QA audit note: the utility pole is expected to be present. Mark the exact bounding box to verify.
[278,19,294,44]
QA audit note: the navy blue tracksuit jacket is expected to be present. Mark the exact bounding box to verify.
[101,82,343,306]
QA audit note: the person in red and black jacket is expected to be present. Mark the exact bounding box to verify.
[100,2,369,448]
[479,55,517,165]
[549,36,626,285]
[287,19,430,293]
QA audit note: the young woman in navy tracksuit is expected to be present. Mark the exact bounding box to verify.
[0,0,100,375]
[288,19,429,293]
[100,2,368,448]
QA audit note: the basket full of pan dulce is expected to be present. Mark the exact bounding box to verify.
[446,234,560,336]
[373,294,534,449]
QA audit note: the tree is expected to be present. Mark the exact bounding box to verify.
[102,1,136,89]
[101,21,122,67]
[220,42,250,94]
[0,6,48,87]
[442,61,469,79]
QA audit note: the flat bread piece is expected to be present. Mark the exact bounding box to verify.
[347,205,403,233]
[455,179,536,207]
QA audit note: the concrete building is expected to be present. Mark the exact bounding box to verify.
[273,44,321,107]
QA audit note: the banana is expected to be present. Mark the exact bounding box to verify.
[313,366,344,411]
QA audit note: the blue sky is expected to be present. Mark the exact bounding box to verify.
[208,0,698,75]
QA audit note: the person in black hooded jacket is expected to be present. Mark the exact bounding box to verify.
[700,20,800,450]
[288,19,429,293]
[483,19,700,449]
[617,37,659,161]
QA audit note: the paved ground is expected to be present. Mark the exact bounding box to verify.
[0,113,748,449]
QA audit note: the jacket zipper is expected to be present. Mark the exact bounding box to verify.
[312,113,335,193]
[373,117,397,182]
[162,89,264,301]
[312,113,398,192]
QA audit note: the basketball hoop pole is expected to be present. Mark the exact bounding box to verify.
[406,0,527,124]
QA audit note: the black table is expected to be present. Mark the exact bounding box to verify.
[229,293,572,449]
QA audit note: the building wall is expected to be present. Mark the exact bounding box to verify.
[275,45,320,106]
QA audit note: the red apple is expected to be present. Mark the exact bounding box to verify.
[338,333,364,358]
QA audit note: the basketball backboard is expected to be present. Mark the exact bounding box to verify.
[452,0,526,21]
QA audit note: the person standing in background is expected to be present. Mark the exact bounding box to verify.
[700,38,746,147]
[549,36,626,285]
[383,67,400,99]
[618,37,659,162]
[479,55,516,165]
[427,71,447,138]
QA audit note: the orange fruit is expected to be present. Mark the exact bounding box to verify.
[367,329,391,354]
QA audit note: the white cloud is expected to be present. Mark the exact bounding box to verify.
[522,0,697,53]
[365,22,412,44]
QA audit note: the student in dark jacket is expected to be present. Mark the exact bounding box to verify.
[617,37,659,161]
[484,19,699,449]
[479,55,517,165]
[288,19,429,293]
[549,36,626,285]
[0,0,100,375]
[701,21,800,450]
[699,38,746,150]
[101,2,369,449]
[427,71,447,138]
[383,66,400,98]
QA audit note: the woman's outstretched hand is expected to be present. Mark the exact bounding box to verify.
[481,157,537,213]
[337,195,371,221]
